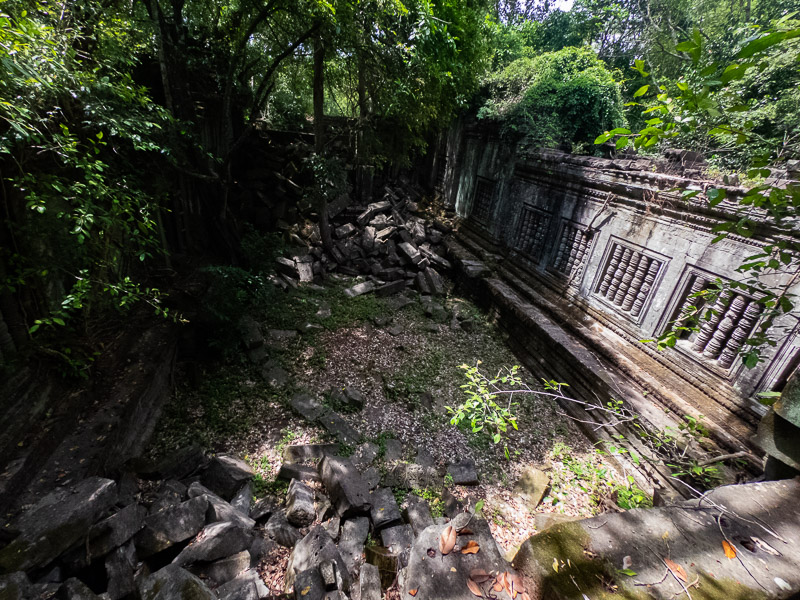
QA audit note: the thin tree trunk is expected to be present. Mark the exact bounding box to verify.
[313,32,333,254]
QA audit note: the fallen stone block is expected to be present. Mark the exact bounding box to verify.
[365,546,398,589]
[514,477,800,600]
[0,572,31,600]
[335,223,357,239]
[318,456,371,518]
[514,466,550,512]
[279,463,321,483]
[134,496,209,558]
[283,444,340,463]
[249,536,276,567]
[194,550,250,586]
[187,482,255,530]
[357,201,392,227]
[415,273,432,295]
[292,568,325,600]
[56,578,100,600]
[375,280,406,297]
[149,479,187,514]
[87,503,147,559]
[216,569,268,600]
[0,477,117,573]
[319,560,339,591]
[105,542,137,600]
[173,522,252,567]
[238,316,264,350]
[447,459,479,486]
[403,496,434,537]
[249,496,277,522]
[403,518,511,600]
[286,480,317,528]
[398,242,422,265]
[290,392,325,423]
[284,526,350,593]
[370,488,403,531]
[383,439,404,462]
[362,467,381,490]
[359,563,381,600]
[202,455,254,500]
[321,516,340,541]
[338,517,369,575]
[138,565,215,600]
[265,511,303,548]
[423,268,445,296]
[344,281,375,298]
[317,410,361,446]
[351,442,379,470]
[380,525,414,567]
[230,482,252,515]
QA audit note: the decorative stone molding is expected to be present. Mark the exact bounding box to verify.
[592,239,667,322]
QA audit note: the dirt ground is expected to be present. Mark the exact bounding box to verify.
[148,280,635,559]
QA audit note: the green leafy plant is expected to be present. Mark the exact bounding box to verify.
[447,362,521,459]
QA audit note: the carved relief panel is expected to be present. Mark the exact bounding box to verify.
[666,271,764,372]
[592,239,666,321]
[471,178,496,222]
[513,205,551,262]
[551,221,594,280]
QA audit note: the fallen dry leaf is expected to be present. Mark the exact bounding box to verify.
[507,573,525,594]
[722,540,737,559]
[470,569,491,584]
[494,572,506,592]
[461,541,480,555]
[458,528,474,536]
[409,589,418,597]
[466,579,483,597]
[450,567,457,572]
[440,526,457,555]
[664,558,687,582]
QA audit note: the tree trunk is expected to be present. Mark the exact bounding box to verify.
[313,32,334,254]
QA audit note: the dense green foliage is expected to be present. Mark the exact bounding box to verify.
[478,46,624,150]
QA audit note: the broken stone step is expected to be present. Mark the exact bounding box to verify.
[446,459,479,486]
[317,409,361,446]
[358,563,381,600]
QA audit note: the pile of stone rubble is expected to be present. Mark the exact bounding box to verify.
[275,181,454,298]
[0,417,523,600]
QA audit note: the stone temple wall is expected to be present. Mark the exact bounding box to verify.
[438,122,800,444]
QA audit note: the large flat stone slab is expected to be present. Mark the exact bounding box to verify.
[135,496,209,558]
[403,517,513,600]
[0,477,117,573]
[513,477,800,599]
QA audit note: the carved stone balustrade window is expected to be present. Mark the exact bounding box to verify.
[593,241,664,319]
[552,221,594,279]
[513,205,551,262]
[667,274,764,370]
[471,178,496,222]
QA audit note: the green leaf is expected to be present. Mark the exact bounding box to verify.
[615,137,629,150]
[707,188,726,207]
[619,569,637,577]
[738,32,787,59]
[632,85,649,98]
[675,40,697,52]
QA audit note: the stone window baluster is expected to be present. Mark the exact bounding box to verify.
[606,247,633,300]
[598,244,624,295]
[613,253,644,306]
[621,256,650,312]
[717,301,764,368]
[630,259,661,317]
[691,291,733,353]
[702,295,748,359]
